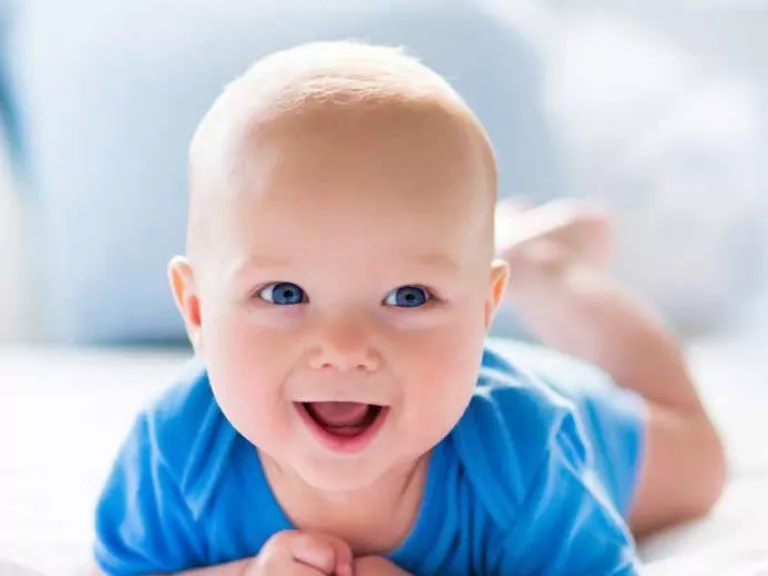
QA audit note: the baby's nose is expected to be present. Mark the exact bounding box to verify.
[308,320,380,373]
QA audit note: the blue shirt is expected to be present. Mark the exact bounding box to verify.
[94,340,646,575]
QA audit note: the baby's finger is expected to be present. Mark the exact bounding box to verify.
[291,532,353,576]
[283,564,331,576]
[320,534,354,576]
[314,533,354,576]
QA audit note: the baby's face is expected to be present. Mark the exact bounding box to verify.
[183,103,505,492]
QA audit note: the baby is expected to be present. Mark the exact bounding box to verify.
[92,42,725,575]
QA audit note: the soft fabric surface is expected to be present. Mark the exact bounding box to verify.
[0,334,766,575]
[642,475,768,574]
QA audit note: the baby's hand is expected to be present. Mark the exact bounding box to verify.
[353,556,412,576]
[245,530,353,576]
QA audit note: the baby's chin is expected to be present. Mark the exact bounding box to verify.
[277,442,429,495]
[299,461,389,493]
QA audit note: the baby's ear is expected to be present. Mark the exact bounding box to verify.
[485,258,509,328]
[168,255,204,354]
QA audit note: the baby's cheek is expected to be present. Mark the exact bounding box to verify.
[420,315,485,376]
[404,323,485,428]
[202,312,291,442]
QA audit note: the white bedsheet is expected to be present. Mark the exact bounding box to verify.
[0,336,766,575]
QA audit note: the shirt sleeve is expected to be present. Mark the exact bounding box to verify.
[93,412,205,576]
[485,339,648,518]
[491,421,642,576]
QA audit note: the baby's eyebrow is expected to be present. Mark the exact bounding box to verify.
[230,254,294,280]
[242,253,292,268]
[412,253,458,274]
[229,252,458,279]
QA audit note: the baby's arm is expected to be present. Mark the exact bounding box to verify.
[490,406,641,575]
[500,233,725,535]
[93,409,350,576]
[92,530,354,576]
[91,560,245,576]
[91,539,411,576]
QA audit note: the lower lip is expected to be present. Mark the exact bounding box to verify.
[295,403,390,454]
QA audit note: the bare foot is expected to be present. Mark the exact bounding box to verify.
[495,199,613,268]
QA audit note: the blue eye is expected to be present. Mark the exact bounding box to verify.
[384,286,431,308]
[258,282,306,305]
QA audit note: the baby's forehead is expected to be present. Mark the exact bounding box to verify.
[187,42,496,258]
[239,101,492,216]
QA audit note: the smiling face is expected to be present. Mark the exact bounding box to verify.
[171,44,507,493]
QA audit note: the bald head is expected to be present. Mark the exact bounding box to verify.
[186,41,497,262]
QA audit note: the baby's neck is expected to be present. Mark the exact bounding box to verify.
[260,452,430,556]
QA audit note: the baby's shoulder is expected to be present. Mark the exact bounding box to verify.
[144,359,222,446]
[139,359,238,513]
[449,341,591,530]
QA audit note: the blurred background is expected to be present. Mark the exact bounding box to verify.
[1,0,767,574]
[1,0,767,344]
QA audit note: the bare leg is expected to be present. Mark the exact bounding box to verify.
[497,203,726,536]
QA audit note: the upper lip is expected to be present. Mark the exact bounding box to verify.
[288,376,392,406]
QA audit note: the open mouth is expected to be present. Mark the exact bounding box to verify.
[296,401,388,453]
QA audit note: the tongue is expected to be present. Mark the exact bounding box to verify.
[308,402,370,427]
